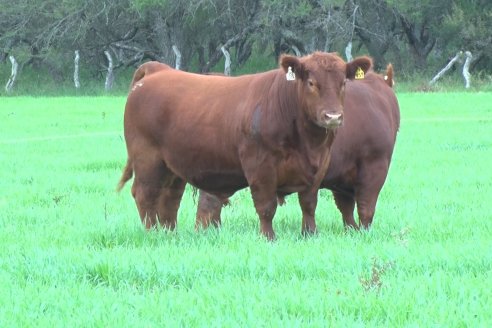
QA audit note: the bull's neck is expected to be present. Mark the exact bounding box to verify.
[271,71,300,125]
[298,115,335,148]
[260,70,334,149]
[276,73,334,148]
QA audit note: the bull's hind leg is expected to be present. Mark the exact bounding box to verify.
[131,154,181,230]
[132,165,164,229]
[156,178,186,230]
[355,161,388,229]
[332,191,358,229]
[298,189,319,236]
[195,191,224,230]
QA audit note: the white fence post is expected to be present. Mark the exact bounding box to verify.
[74,50,80,89]
[429,51,462,86]
[345,41,353,62]
[104,50,114,91]
[221,46,231,76]
[291,45,301,57]
[462,51,472,89]
[5,55,18,93]
[172,45,182,70]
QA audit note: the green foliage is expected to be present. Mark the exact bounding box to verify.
[131,0,169,11]
[441,2,492,70]
[390,0,453,22]
[0,94,492,326]
[1,0,491,89]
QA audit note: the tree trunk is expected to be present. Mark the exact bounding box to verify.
[429,52,462,85]
[345,41,353,62]
[235,39,253,67]
[462,51,472,89]
[350,0,393,70]
[345,4,357,62]
[202,24,259,73]
[104,50,114,91]
[172,45,182,70]
[221,46,231,76]
[5,55,18,93]
[74,50,80,89]
[399,15,436,69]
[291,45,301,57]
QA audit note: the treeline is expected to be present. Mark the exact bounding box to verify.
[0,0,491,90]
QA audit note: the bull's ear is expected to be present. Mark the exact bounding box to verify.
[346,56,372,80]
[280,55,306,81]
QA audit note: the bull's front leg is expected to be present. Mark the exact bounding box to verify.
[298,188,319,236]
[240,143,279,240]
[242,163,278,239]
[249,181,278,240]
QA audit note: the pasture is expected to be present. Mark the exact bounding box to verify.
[1,93,491,326]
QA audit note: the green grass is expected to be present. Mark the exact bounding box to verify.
[1,93,491,327]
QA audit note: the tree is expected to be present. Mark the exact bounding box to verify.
[439,0,492,71]
[345,0,398,69]
[1,0,491,91]
[389,0,454,69]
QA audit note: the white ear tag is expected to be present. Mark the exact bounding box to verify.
[286,66,296,81]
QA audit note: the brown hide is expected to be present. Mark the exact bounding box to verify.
[130,61,172,88]
[196,64,400,230]
[321,64,400,228]
[118,53,372,239]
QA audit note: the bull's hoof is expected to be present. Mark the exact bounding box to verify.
[301,228,318,237]
[344,223,360,231]
[261,230,276,241]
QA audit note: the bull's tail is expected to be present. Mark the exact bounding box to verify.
[129,65,148,91]
[120,61,170,191]
[384,64,394,88]
[129,61,171,91]
[116,158,133,192]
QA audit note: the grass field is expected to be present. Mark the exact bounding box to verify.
[1,93,491,327]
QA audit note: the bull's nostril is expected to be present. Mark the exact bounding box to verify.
[320,111,343,128]
[325,113,342,120]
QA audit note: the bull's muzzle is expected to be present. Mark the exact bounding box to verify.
[320,111,343,128]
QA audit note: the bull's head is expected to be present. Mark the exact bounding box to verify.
[281,52,372,129]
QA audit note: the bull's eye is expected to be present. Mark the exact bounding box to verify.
[308,79,315,88]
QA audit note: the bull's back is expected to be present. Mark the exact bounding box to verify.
[123,69,270,189]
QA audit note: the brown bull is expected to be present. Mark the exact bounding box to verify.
[196,64,400,230]
[118,53,372,239]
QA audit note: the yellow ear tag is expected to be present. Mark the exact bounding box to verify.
[355,67,365,80]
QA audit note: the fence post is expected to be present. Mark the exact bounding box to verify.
[462,51,472,89]
[104,50,114,91]
[345,41,353,62]
[429,51,462,86]
[5,55,18,93]
[74,50,80,89]
[172,45,182,70]
[221,46,231,76]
